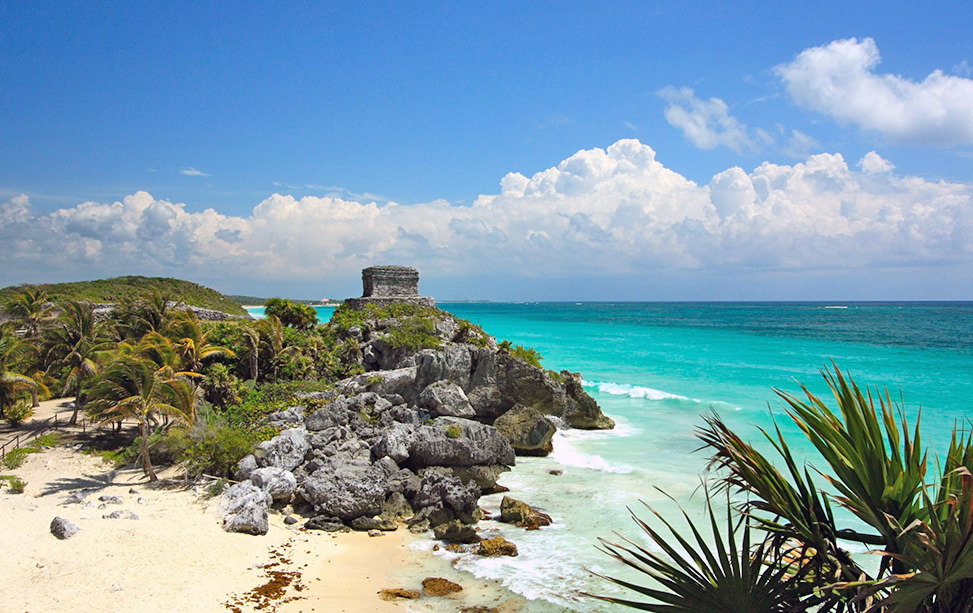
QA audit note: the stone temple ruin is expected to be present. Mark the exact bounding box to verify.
[345,265,435,309]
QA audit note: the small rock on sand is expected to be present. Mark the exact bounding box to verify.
[50,517,81,540]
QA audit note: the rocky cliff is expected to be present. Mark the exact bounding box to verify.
[222,304,613,536]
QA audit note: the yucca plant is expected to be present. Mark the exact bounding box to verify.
[594,366,973,612]
[589,490,822,612]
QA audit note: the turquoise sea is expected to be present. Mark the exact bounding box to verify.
[249,302,973,610]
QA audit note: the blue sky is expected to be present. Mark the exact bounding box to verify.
[2,2,971,300]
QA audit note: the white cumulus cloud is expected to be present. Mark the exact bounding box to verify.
[776,37,973,145]
[1,139,970,297]
[657,86,756,153]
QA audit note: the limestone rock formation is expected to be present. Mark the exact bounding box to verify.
[221,277,614,537]
[222,482,271,535]
[493,404,556,456]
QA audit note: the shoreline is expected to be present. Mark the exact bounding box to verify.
[0,444,534,612]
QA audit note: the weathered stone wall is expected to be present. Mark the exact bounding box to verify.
[347,265,435,309]
[362,266,420,297]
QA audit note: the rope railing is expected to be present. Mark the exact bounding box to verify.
[0,412,99,459]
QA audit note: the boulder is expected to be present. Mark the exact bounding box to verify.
[384,468,422,499]
[305,515,350,532]
[249,467,297,502]
[411,470,480,526]
[493,404,556,456]
[298,461,386,521]
[496,354,563,416]
[305,399,352,431]
[561,371,615,429]
[408,417,515,468]
[422,577,463,597]
[371,422,416,464]
[430,464,508,493]
[466,348,504,418]
[50,517,80,539]
[350,516,397,531]
[475,536,518,557]
[342,366,419,401]
[432,519,478,544]
[419,381,475,418]
[222,482,271,535]
[262,405,306,428]
[380,492,414,521]
[499,496,552,530]
[253,427,310,472]
[234,454,259,481]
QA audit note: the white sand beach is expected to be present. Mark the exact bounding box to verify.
[0,400,529,613]
[0,444,423,612]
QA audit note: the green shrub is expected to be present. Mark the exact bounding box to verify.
[31,433,62,448]
[2,448,30,469]
[159,422,274,478]
[452,320,491,347]
[498,339,545,368]
[445,424,462,439]
[386,318,441,351]
[329,302,444,331]
[0,475,26,493]
[6,403,33,426]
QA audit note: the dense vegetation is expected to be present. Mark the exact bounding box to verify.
[0,276,248,317]
[0,287,496,483]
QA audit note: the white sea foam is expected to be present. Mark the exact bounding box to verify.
[549,430,635,474]
[585,379,689,401]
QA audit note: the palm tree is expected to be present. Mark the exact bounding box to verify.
[0,324,37,419]
[236,316,301,382]
[3,287,55,338]
[238,323,260,381]
[264,297,318,330]
[112,290,175,341]
[164,309,235,374]
[41,300,107,424]
[87,355,196,481]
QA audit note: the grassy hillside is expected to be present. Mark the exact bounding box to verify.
[0,276,248,317]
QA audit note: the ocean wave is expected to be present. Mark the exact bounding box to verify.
[584,380,688,401]
[549,431,634,474]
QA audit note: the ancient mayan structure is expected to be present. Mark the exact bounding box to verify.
[345,265,435,309]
